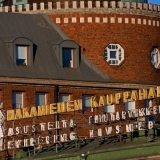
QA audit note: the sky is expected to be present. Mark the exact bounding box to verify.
[148,0,160,5]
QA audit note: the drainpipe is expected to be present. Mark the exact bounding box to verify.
[54,85,59,153]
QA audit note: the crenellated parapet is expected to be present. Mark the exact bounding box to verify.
[0,1,160,17]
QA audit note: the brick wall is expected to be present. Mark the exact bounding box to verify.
[49,13,160,83]
[0,84,126,156]
[0,83,159,156]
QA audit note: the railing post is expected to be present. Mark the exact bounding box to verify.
[73,1,77,9]
[132,2,137,9]
[80,1,84,8]
[88,1,92,8]
[103,1,108,8]
[143,3,148,11]
[96,1,100,8]
[48,2,52,10]
[148,4,153,11]
[65,1,69,9]
[110,1,116,8]
[57,2,61,9]
[5,6,10,12]
[0,7,4,12]
[12,5,16,12]
[40,2,45,10]
[117,2,123,9]
[26,4,30,11]
[125,2,131,9]
[137,2,142,9]
[33,3,37,11]
[18,5,23,12]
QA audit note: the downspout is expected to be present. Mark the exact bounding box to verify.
[54,85,59,153]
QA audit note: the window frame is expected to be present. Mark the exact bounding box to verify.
[53,40,80,69]
[62,48,75,68]
[104,104,115,113]
[5,37,33,67]
[16,45,29,66]
[104,44,124,65]
[59,93,71,102]
[82,95,93,112]
[36,92,47,107]
[150,47,160,69]
[125,99,135,112]
[12,91,24,109]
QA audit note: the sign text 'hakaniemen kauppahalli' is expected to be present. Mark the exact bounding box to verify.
[0,86,160,150]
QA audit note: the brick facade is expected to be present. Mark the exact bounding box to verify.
[0,0,160,158]
[49,13,160,83]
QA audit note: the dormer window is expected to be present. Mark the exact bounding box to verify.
[53,40,80,69]
[62,48,74,68]
[5,37,34,67]
[16,45,28,66]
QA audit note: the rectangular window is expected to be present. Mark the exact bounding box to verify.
[144,99,155,121]
[12,92,23,109]
[59,94,71,102]
[144,99,152,108]
[125,99,135,111]
[82,95,93,112]
[16,45,28,65]
[104,105,115,113]
[62,48,74,68]
[110,51,116,58]
[36,93,46,107]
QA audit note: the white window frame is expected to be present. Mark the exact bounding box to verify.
[144,99,152,108]
[62,48,74,68]
[16,45,28,66]
[104,44,124,65]
[12,92,23,109]
[125,99,135,111]
[36,93,47,107]
[82,95,93,112]
[104,104,115,113]
[59,94,71,102]
[150,47,160,69]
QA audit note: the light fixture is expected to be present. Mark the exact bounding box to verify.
[79,151,89,160]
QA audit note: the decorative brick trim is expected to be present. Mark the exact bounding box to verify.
[54,16,159,27]
[0,1,160,19]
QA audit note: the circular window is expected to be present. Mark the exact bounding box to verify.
[150,47,160,69]
[104,44,124,65]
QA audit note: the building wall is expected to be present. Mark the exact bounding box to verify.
[0,84,123,110]
[49,13,160,83]
[0,83,131,157]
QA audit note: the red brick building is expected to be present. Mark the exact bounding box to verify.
[0,0,159,159]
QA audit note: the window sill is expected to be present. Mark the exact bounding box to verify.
[63,67,74,70]
[17,64,28,66]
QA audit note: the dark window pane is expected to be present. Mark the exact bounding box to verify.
[112,45,115,49]
[16,59,26,65]
[62,48,73,68]
[112,60,115,64]
[108,45,111,49]
[110,51,116,58]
